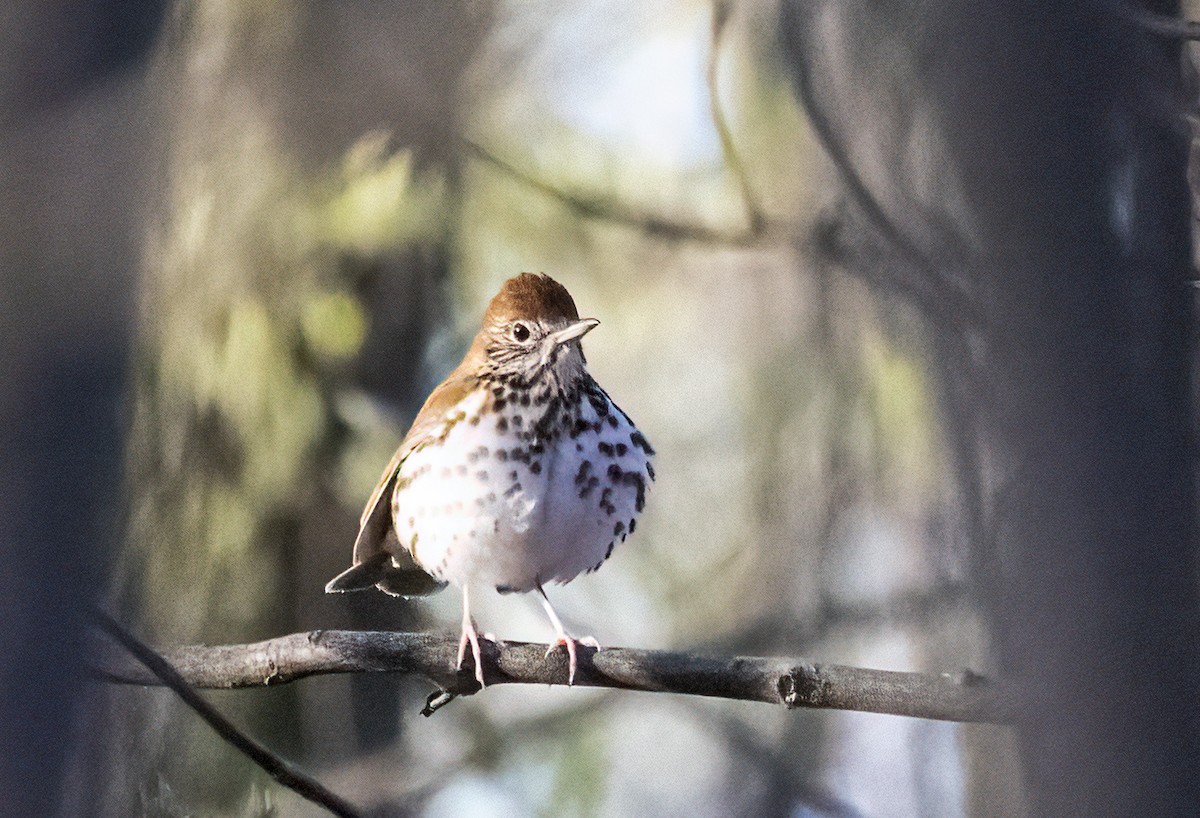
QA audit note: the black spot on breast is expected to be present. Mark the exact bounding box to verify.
[476,470,488,481]
[629,518,636,533]
[512,414,523,427]
[615,443,628,457]
[598,442,614,457]
[494,398,507,411]
[599,486,616,515]
[646,462,656,481]
[571,417,591,438]
[631,431,655,455]
[607,463,623,482]
[520,392,530,407]
[607,416,618,428]
[587,392,609,416]
[505,482,522,497]
[613,521,625,537]
[531,441,544,455]
[575,459,592,485]
[496,449,508,461]
[533,414,558,441]
[496,416,508,433]
[477,446,489,458]
[530,461,542,475]
[576,443,583,452]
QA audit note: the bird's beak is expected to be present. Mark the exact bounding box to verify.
[549,318,600,346]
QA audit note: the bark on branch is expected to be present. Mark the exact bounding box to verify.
[97,629,1011,724]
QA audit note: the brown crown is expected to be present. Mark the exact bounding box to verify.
[483,273,580,325]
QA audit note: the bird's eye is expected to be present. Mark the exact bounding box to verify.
[511,322,531,342]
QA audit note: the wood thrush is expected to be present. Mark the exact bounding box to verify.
[326,273,654,686]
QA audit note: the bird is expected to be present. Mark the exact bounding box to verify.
[325,273,654,686]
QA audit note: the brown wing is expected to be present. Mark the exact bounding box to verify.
[325,372,482,597]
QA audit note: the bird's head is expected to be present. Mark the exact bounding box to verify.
[469,273,599,383]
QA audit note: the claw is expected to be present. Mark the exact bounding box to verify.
[544,636,580,685]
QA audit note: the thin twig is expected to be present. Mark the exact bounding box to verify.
[707,0,768,235]
[778,5,982,330]
[463,138,767,246]
[1130,10,1200,40]
[91,610,364,818]
[95,628,1013,724]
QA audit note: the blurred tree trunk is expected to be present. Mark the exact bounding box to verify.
[101,2,333,811]
[957,4,1200,813]
[62,0,483,813]
[782,0,1200,813]
[0,3,165,817]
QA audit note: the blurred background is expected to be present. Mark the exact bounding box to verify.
[3,1,1197,816]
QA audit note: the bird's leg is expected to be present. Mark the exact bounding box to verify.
[536,584,596,685]
[456,584,485,687]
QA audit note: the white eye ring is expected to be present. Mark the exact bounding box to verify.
[511,322,532,342]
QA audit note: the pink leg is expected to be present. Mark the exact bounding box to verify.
[537,584,597,685]
[456,585,485,687]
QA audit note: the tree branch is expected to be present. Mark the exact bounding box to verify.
[96,628,1012,724]
[92,611,364,818]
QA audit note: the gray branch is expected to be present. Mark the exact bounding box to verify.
[97,629,1011,724]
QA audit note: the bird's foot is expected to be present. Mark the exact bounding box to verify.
[536,584,599,686]
[456,622,485,688]
[544,637,579,686]
[543,634,600,685]
[456,587,485,687]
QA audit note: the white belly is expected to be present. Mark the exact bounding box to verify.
[392,386,651,593]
